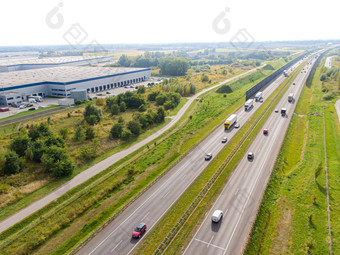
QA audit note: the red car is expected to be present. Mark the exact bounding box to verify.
[132,222,147,238]
[263,129,268,135]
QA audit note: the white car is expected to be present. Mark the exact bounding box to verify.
[212,210,223,223]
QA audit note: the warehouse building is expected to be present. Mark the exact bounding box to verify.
[0,56,114,72]
[0,66,151,106]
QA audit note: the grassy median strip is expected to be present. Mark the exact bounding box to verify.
[0,69,267,255]
[132,64,305,255]
[245,55,340,254]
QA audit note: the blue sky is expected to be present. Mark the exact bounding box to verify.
[1,0,339,46]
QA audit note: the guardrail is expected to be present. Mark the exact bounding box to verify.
[153,62,305,255]
[245,52,310,100]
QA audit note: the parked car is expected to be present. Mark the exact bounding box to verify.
[247,152,254,160]
[221,137,228,143]
[19,104,26,109]
[26,103,33,107]
[106,91,111,94]
[205,153,213,161]
[212,210,223,223]
[132,223,147,238]
[38,105,45,109]
[28,107,36,111]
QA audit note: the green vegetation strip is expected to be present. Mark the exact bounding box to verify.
[134,64,305,254]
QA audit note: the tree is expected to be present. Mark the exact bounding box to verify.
[156,93,167,105]
[147,91,160,101]
[122,129,132,140]
[73,126,85,141]
[127,120,141,135]
[189,83,196,95]
[159,56,190,76]
[118,54,132,67]
[41,146,74,177]
[30,139,48,162]
[201,73,209,82]
[59,127,69,140]
[164,100,175,110]
[28,123,53,141]
[85,126,96,140]
[3,151,22,175]
[119,101,126,112]
[320,74,326,81]
[155,106,166,123]
[138,104,146,112]
[118,116,125,124]
[83,104,103,125]
[10,136,30,157]
[111,104,120,115]
[110,123,123,139]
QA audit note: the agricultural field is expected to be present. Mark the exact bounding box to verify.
[246,50,340,254]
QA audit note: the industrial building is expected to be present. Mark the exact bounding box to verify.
[0,56,114,72]
[0,66,151,106]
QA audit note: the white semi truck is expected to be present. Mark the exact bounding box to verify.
[244,99,254,111]
[288,93,294,102]
[255,92,263,101]
[224,114,237,129]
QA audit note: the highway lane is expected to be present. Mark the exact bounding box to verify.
[0,67,261,234]
[77,61,303,255]
[183,55,317,255]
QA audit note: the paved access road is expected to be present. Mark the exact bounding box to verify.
[335,99,340,123]
[0,67,261,233]
[77,61,303,255]
[183,56,318,255]
[325,55,335,69]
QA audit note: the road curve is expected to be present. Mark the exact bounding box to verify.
[0,67,260,234]
[76,61,302,255]
[183,55,317,255]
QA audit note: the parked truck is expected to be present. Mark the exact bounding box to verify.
[244,99,254,111]
[288,93,294,102]
[224,114,237,129]
[28,96,43,102]
[255,92,263,102]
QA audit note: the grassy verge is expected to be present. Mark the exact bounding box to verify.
[133,63,305,254]
[245,55,339,254]
[0,68,267,255]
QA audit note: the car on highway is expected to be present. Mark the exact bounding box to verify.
[293,82,295,85]
[221,137,228,143]
[247,152,254,160]
[275,108,279,113]
[234,123,240,128]
[263,129,268,135]
[132,222,147,238]
[205,153,213,161]
[212,210,223,223]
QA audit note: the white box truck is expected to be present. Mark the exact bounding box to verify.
[255,92,263,101]
[244,99,254,111]
[288,93,294,102]
[224,114,237,129]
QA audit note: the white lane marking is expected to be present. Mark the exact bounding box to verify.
[141,212,149,222]
[162,191,170,198]
[234,189,239,196]
[194,238,225,251]
[207,235,214,248]
[110,240,122,253]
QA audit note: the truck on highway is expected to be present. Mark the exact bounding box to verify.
[224,114,237,129]
[288,93,294,102]
[281,108,287,116]
[255,92,263,102]
[244,99,254,111]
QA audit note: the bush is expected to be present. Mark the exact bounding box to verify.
[164,100,175,110]
[73,126,85,142]
[201,73,209,82]
[3,151,22,175]
[95,98,105,106]
[119,101,127,112]
[75,100,82,105]
[155,93,167,105]
[59,127,69,140]
[41,146,74,177]
[110,123,123,139]
[155,106,166,123]
[121,129,132,140]
[80,145,97,160]
[127,120,141,135]
[111,104,120,115]
[138,104,146,112]
[320,74,326,81]
[10,136,30,157]
[118,116,125,124]
[147,91,160,101]
[137,85,146,94]
[83,104,103,125]
[216,85,233,94]
[85,126,95,140]
[28,123,53,141]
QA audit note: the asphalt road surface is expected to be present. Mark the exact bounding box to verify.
[77,61,303,255]
[183,56,317,255]
[324,55,334,69]
[0,67,260,233]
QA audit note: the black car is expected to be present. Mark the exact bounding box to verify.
[28,107,36,111]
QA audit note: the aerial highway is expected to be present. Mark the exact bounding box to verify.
[183,55,318,255]
[0,66,261,234]
[77,59,305,255]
